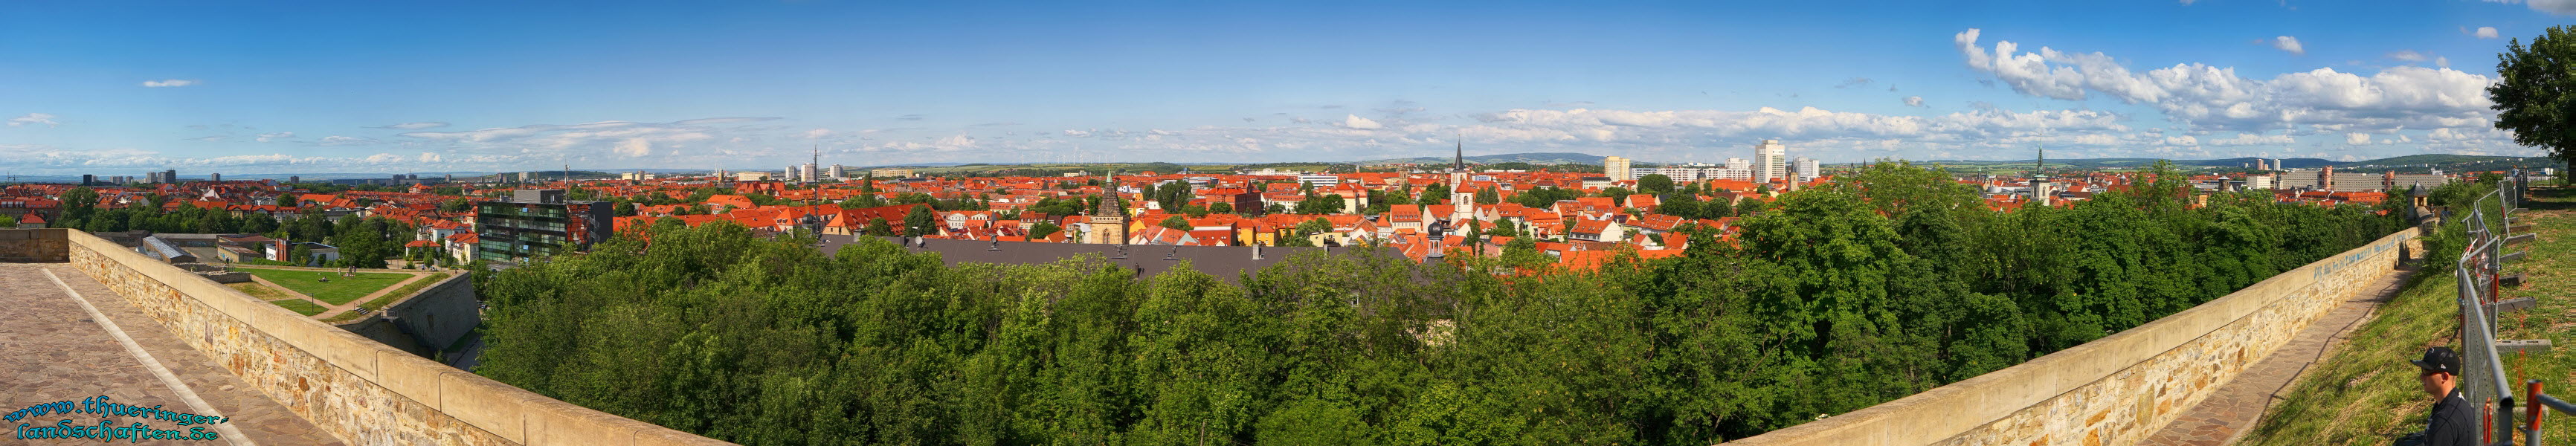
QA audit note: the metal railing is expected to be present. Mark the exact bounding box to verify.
[2453,169,2548,445]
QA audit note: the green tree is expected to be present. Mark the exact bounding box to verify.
[1161,215,1191,230]
[2490,25,2576,184]
[866,217,895,236]
[1638,174,1675,195]
[1028,222,1061,239]
[904,205,936,236]
[59,187,99,224]
[1486,217,1517,237]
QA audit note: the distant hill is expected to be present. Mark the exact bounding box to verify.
[2342,154,2525,167]
[1914,158,2339,169]
[1360,152,1607,165]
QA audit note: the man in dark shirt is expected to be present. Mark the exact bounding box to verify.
[2403,346,2481,446]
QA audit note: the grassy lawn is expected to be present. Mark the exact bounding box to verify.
[228,282,294,300]
[235,267,414,306]
[267,299,328,316]
[2243,186,2576,445]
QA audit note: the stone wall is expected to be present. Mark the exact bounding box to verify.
[0,228,69,262]
[1725,228,2417,446]
[59,229,730,446]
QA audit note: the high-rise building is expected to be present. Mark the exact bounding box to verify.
[1603,156,1633,181]
[209,172,221,181]
[1754,140,1788,184]
[80,175,94,186]
[289,175,300,184]
[1726,158,1749,170]
[1794,158,1820,182]
[828,164,846,179]
[474,190,614,265]
[165,169,178,184]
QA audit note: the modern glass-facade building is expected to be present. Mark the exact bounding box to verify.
[474,190,613,263]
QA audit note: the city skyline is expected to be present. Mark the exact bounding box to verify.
[1,1,2566,175]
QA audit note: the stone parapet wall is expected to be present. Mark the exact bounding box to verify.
[59,229,730,446]
[0,228,70,262]
[1726,228,2417,446]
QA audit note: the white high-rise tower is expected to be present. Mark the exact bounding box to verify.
[1754,140,1788,184]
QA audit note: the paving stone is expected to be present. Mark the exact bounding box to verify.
[0,263,344,445]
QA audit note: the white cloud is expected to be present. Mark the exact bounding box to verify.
[2387,50,2428,62]
[2345,132,2372,145]
[614,138,651,157]
[141,80,199,88]
[670,117,781,126]
[2470,26,2502,39]
[1955,28,2498,132]
[7,113,58,127]
[1342,114,1385,129]
[802,128,834,139]
[380,122,448,129]
[2270,36,2305,56]
[317,135,377,146]
[1903,96,1925,107]
[2485,0,2576,16]
[2202,132,2296,146]
[255,132,294,142]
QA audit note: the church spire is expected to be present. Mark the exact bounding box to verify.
[2035,146,2046,178]
[1454,135,1465,172]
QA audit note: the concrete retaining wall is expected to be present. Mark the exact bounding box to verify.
[335,273,479,358]
[1725,227,2418,446]
[51,229,730,445]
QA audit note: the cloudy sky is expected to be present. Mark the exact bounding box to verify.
[0,1,2565,175]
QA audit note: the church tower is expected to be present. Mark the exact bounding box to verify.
[2029,147,2052,205]
[1088,170,1130,244]
[1448,137,1475,230]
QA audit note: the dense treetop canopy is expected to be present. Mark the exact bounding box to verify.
[476,161,2405,445]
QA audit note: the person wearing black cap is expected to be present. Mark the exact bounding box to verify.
[2397,346,2479,446]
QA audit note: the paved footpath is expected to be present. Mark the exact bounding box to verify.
[2138,265,2419,446]
[0,263,344,445]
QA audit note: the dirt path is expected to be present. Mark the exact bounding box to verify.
[311,272,428,319]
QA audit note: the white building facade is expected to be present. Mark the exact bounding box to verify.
[1754,140,1787,184]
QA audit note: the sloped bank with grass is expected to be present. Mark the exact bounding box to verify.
[2244,186,2575,445]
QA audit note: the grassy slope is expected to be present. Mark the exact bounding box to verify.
[2244,187,2576,445]
[235,267,412,305]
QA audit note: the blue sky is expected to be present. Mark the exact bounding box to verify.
[1,1,2567,175]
